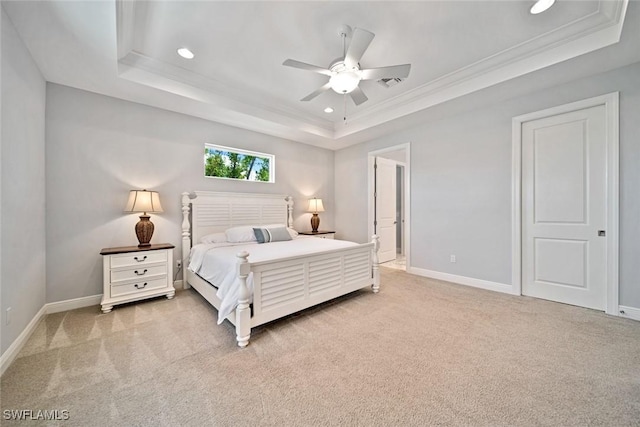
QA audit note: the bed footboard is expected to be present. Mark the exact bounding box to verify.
[234,236,380,347]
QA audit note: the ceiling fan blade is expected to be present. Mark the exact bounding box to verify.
[360,64,411,81]
[349,86,368,106]
[344,28,375,68]
[301,82,332,101]
[283,59,332,76]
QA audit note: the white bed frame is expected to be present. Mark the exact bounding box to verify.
[181,191,380,347]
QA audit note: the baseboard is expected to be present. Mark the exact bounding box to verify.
[1,294,103,377]
[618,305,640,322]
[46,294,102,314]
[407,267,515,295]
[173,280,183,289]
[0,305,47,376]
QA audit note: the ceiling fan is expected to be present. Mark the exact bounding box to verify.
[282,25,411,106]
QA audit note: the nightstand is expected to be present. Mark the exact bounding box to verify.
[100,243,175,313]
[298,230,336,239]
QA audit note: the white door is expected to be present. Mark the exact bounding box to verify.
[522,105,607,310]
[375,157,397,263]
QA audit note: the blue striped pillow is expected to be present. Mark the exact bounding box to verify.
[253,226,292,244]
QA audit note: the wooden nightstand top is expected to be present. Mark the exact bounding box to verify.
[297,230,335,236]
[100,243,175,256]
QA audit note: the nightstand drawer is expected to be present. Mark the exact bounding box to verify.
[111,277,168,298]
[110,250,167,268]
[110,264,167,284]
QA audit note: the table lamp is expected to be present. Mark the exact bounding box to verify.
[124,189,163,247]
[307,198,325,232]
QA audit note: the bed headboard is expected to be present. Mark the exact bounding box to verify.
[180,191,293,284]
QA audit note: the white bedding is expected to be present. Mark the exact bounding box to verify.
[189,237,359,323]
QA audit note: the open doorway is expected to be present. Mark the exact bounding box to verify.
[368,143,410,271]
[393,164,406,269]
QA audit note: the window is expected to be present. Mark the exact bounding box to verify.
[204,144,274,183]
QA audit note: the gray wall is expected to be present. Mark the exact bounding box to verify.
[335,61,640,309]
[45,84,335,303]
[1,9,47,354]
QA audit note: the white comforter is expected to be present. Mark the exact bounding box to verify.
[189,237,359,323]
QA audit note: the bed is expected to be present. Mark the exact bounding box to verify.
[181,191,380,347]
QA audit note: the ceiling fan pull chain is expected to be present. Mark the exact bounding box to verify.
[343,94,348,125]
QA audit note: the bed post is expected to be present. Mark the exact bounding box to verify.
[285,196,294,228]
[372,235,380,293]
[236,251,251,348]
[181,192,191,289]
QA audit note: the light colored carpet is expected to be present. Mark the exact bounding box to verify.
[2,268,640,426]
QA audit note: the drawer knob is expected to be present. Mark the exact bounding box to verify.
[133,255,147,262]
[134,282,148,289]
[134,269,148,276]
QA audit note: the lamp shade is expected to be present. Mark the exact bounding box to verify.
[124,190,163,214]
[307,198,325,213]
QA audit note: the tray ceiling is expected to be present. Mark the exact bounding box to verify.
[3,0,635,149]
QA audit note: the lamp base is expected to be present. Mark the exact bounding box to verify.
[310,213,320,232]
[135,215,154,247]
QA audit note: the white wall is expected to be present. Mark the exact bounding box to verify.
[335,61,640,309]
[377,149,406,163]
[1,9,47,355]
[45,84,335,303]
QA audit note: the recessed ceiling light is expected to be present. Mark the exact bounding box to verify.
[530,0,555,14]
[324,107,334,113]
[177,47,195,59]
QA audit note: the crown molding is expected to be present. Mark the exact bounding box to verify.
[118,51,334,137]
[335,0,628,139]
[115,0,629,145]
[115,0,333,142]
[115,0,136,60]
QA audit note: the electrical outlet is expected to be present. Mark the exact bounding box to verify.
[450,255,456,263]
[6,307,11,325]
[176,260,182,269]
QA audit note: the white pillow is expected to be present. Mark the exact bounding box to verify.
[225,226,258,243]
[200,232,227,244]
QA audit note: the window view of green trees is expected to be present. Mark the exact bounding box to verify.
[204,146,272,182]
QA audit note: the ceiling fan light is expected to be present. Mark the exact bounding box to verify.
[329,71,361,94]
[530,0,555,14]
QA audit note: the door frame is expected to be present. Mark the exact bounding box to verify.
[511,92,619,315]
[368,143,411,269]
[397,163,406,256]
